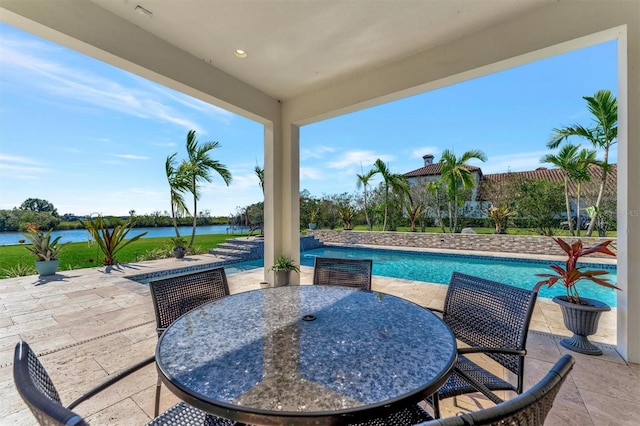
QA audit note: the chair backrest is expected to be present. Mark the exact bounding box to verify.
[418,355,575,426]
[13,341,87,426]
[312,257,373,290]
[149,267,230,335]
[443,272,538,378]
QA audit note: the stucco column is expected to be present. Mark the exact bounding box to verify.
[264,112,300,285]
[617,20,640,363]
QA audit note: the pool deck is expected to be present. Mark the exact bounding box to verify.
[0,248,636,425]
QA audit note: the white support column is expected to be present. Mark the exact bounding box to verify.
[263,110,300,285]
[617,20,640,363]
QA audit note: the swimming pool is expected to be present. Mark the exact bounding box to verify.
[129,245,618,306]
[231,246,618,307]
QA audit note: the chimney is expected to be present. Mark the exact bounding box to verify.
[423,154,434,166]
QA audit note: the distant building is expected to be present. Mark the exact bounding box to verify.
[403,154,484,212]
[403,154,617,215]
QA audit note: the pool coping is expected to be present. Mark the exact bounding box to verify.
[319,242,618,268]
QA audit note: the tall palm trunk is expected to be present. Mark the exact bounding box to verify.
[190,176,198,248]
[363,185,372,231]
[585,150,608,236]
[382,183,389,231]
[171,204,180,237]
[563,175,574,236]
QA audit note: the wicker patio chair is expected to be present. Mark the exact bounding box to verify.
[149,267,230,416]
[429,272,539,418]
[313,257,373,290]
[418,354,574,425]
[347,404,433,425]
[13,341,234,426]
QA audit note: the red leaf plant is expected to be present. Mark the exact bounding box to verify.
[534,237,619,304]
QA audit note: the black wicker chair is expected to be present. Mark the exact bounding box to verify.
[13,340,234,426]
[149,267,230,416]
[418,355,574,425]
[347,404,433,425]
[313,257,373,290]
[429,272,539,418]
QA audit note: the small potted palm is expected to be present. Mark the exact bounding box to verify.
[170,237,187,259]
[308,207,320,230]
[535,237,618,355]
[22,224,65,276]
[269,255,300,287]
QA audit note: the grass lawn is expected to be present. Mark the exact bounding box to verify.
[0,233,246,277]
[1,227,615,278]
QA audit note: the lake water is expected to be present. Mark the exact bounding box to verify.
[0,225,251,246]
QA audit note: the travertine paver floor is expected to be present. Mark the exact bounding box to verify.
[0,254,637,425]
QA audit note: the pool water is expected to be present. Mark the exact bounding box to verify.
[129,246,618,307]
[230,246,618,307]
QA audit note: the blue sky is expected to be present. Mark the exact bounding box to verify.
[0,22,617,218]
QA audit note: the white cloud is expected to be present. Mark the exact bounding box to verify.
[0,37,223,132]
[300,145,336,160]
[300,167,323,180]
[0,155,50,177]
[409,146,441,159]
[225,173,260,191]
[0,153,41,164]
[113,154,150,160]
[326,150,392,169]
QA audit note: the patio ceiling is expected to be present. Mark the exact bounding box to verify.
[88,0,553,101]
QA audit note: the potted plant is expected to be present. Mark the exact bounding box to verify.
[535,237,618,355]
[308,207,320,230]
[82,215,147,267]
[22,225,65,276]
[169,237,187,259]
[269,255,300,287]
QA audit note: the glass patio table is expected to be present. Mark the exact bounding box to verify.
[156,285,457,425]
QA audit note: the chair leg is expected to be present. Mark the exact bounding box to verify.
[154,375,162,417]
[432,393,441,419]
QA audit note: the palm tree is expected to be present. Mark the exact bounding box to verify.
[181,130,232,248]
[541,144,579,236]
[570,149,599,236]
[165,153,189,237]
[439,149,487,232]
[255,165,264,194]
[372,159,408,231]
[540,143,588,236]
[373,159,392,231]
[356,166,376,231]
[427,180,446,233]
[548,89,617,236]
[404,190,424,232]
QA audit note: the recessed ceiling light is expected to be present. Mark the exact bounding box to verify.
[135,5,153,18]
[234,49,248,59]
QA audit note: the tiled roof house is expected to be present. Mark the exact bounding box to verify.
[404,154,617,207]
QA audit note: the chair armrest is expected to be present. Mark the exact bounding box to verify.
[67,355,155,410]
[458,347,526,356]
[453,366,505,405]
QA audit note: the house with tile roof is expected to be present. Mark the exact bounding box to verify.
[403,154,617,220]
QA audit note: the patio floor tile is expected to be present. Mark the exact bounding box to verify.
[0,253,635,425]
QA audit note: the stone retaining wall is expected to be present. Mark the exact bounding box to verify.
[307,230,616,258]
